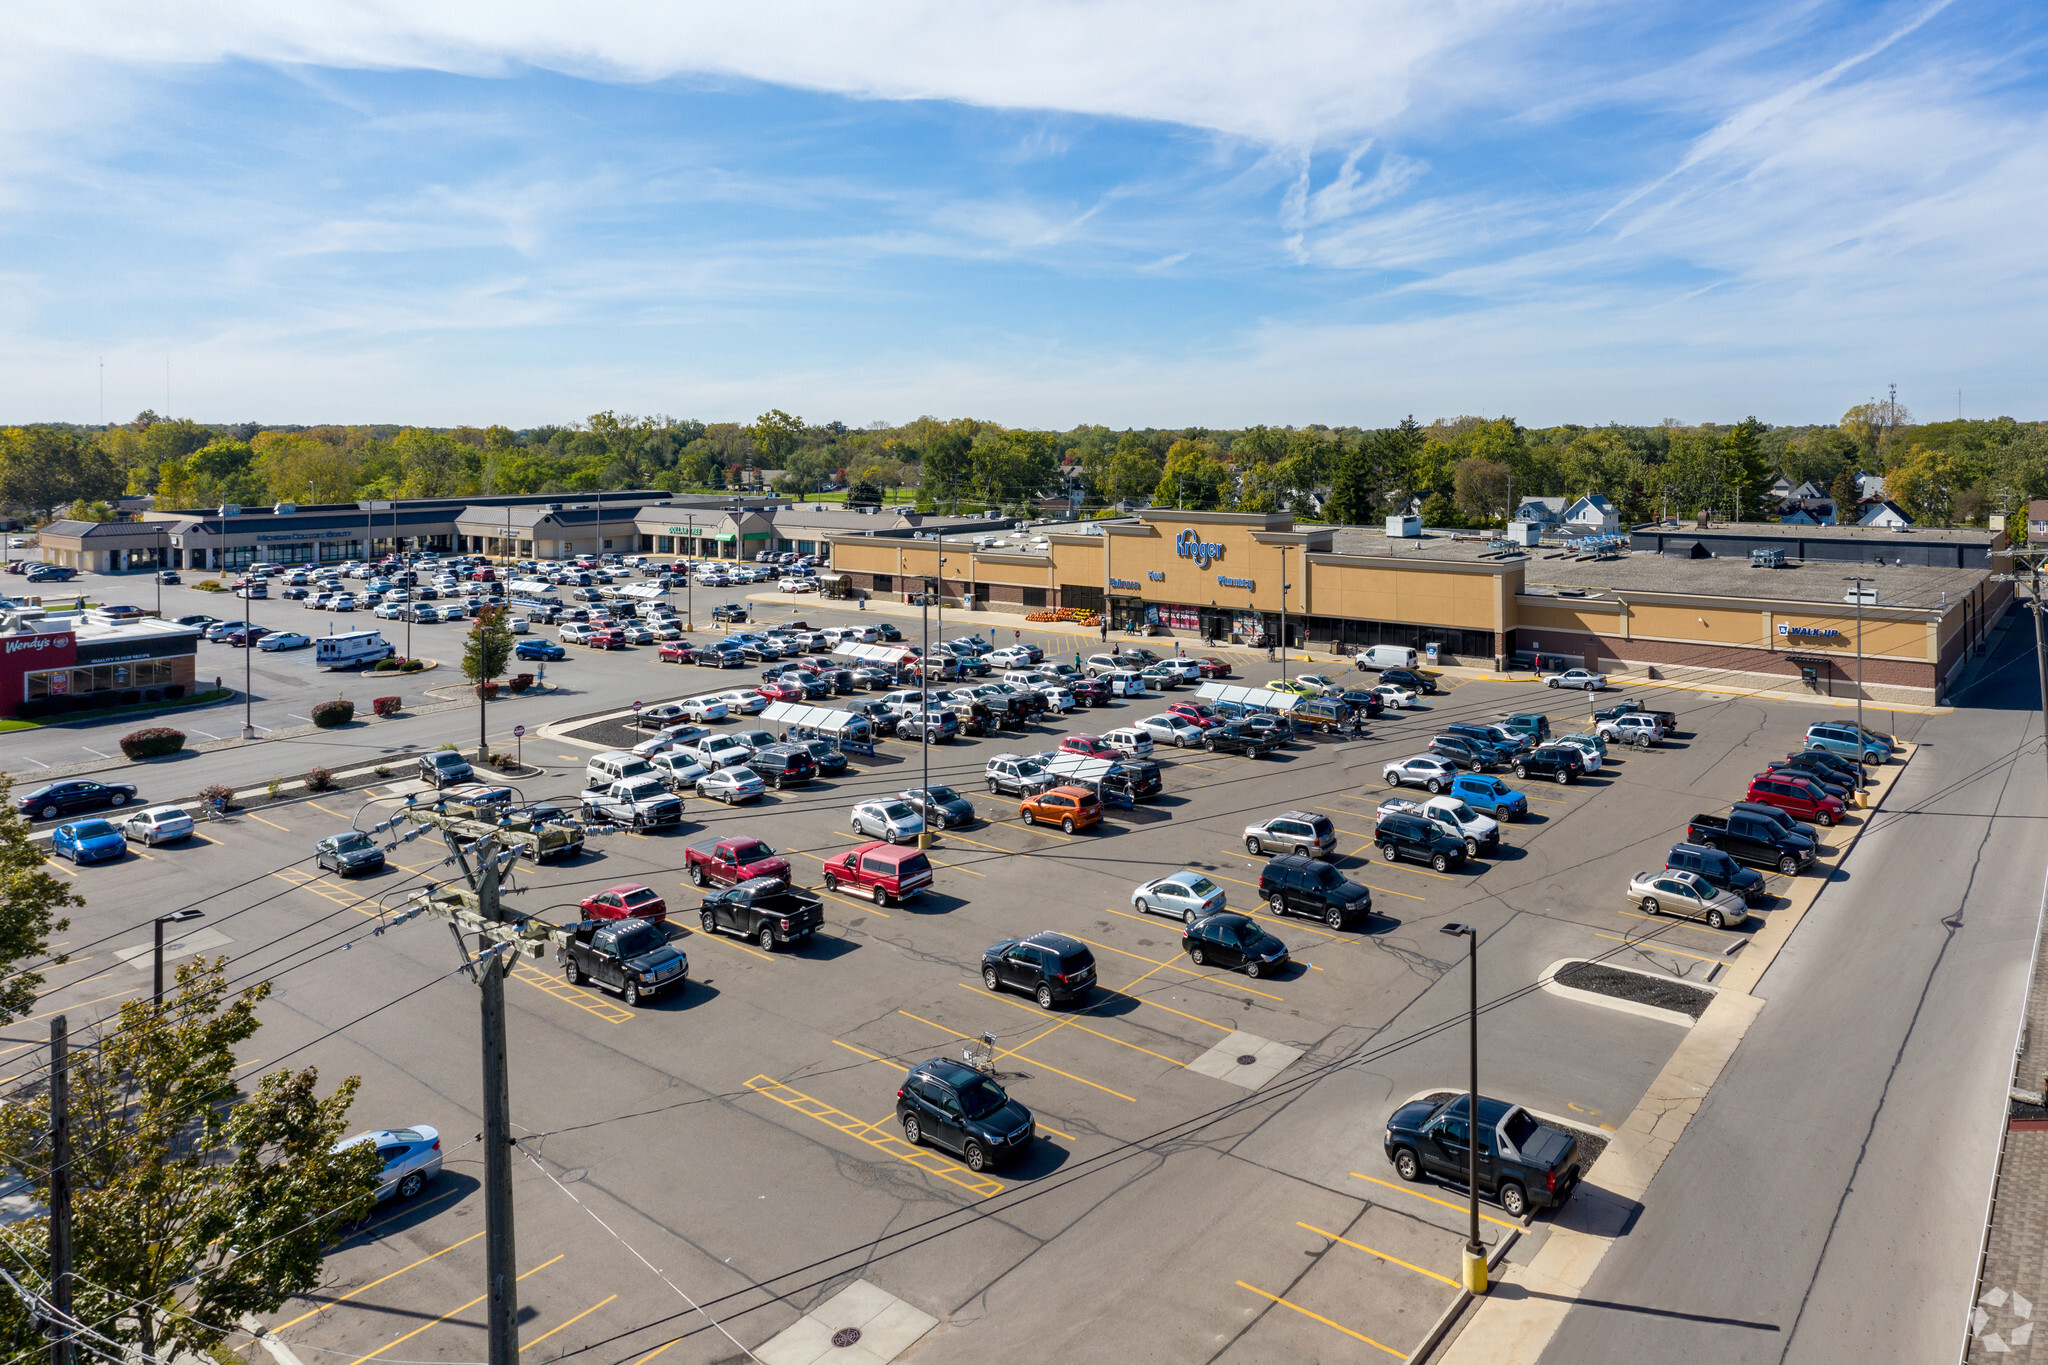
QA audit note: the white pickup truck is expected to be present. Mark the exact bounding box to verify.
[580,776,686,830]
[1375,795,1502,858]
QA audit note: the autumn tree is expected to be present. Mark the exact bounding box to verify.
[1452,457,1514,526]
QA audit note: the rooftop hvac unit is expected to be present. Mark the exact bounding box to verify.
[1749,547,1787,569]
[217,505,242,517]
[1505,521,1541,547]
[1386,515,1421,538]
[272,502,297,515]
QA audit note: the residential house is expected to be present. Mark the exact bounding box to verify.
[1562,494,1620,535]
[2026,500,2048,540]
[1858,500,1914,529]
[1513,496,1566,528]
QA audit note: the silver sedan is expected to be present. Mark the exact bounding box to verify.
[1626,869,1749,929]
[1132,871,1227,924]
[850,799,925,844]
[696,768,766,804]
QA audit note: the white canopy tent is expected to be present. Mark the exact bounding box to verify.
[1194,682,1304,714]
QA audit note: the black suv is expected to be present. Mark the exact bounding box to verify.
[1763,758,1853,803]
[1665,842,1768,906]
[982,931,1097,1009]
[1374,811,1467,872]
[1101,760,1163,803]
[744,744,817,789]
[1337,688,1387,718]
[1427,734,1498,771]
[1258,853,1373,928]
[1204,722,1276,757]
[1779,748,1866,788]
[896,1058,1036,1172]
[1381,667,1438,695]
[1513,745,1584,784]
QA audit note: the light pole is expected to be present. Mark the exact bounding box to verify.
[240,580,254,739]
[1278,546,1291,680]
[1844,575,1874,779]
[1440,921,1486,1294]
[154,909,204,1008]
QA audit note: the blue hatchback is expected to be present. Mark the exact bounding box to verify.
[52,819,126,865]
[515,639,565,661]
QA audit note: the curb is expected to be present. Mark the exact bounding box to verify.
[1435,741,1917,1364]
[1536,957,1709,1029]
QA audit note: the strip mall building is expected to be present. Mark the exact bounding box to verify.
[826,511,2010,706]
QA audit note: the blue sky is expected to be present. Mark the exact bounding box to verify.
[3,0,2044,428]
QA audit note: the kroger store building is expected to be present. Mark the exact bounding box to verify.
[824,510,2010,706]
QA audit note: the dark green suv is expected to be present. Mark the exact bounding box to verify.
[1257,853,1373,928]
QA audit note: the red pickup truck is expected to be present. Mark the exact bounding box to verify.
[820,842,934,906]
[686,836,791,889]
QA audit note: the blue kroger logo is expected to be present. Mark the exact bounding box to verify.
[1176,529,1225,568]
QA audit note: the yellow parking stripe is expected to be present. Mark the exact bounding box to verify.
[510,962,633,1023]
[247,813,291,833]
[1297,1222,1458,1286]
[272,1231,487,1331]
[959,983,1189,1067]
[744,1075,1003,1197]
[833,1039,890,1063]
[519,1294,616,1351]
[897,1010,1136,1102]
[1590,932,1731,965]
[1066,933,1276,1010]
[1235,1282,1406,1358]
[346,1255,562,1365]
[1351,1172,1521,1229]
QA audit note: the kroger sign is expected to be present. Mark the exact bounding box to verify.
[1175,530,1225,569]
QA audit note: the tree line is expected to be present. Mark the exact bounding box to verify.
[3,403,2043,529]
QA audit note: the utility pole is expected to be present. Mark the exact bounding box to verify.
[476,853,518,1365]
[49,1016,71,1365]
[1278,546,1290,681]
[241,580,255,739]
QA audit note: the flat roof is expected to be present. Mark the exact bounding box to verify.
[1523,553,1988,611]
[1631,519,1999,545]
[1324,527,1535,563]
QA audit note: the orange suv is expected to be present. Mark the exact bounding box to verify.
[1019,785,1102,834]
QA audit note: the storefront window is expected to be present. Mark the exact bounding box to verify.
[220,546,258,569]
[27,660,173,699]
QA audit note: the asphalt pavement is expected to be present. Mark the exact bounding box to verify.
[1536,607,2048,1365]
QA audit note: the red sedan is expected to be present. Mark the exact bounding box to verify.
[758,681,806,702]
[580,883,668,924]
[1165,702,1222,728]
[1194,657,1232,678]
[1058,734,1117,759]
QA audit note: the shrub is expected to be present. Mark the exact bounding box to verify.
[198,782,235,810]
[494,751,522,772]
[197,580,223,592]
[304,767,334,792]
[477,681,499,700]
[401,659,424,673]
[373,764,392,778]
[311,699,354,728]
[508,673,533,694]
[118,726,185,760]
[372,696,402,717]
[265,777,283,799]
[371,657,403,673]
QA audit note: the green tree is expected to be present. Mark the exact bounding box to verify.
[0,961,380,1364]
[1103,433,1164,508]
[0,776,78,1022]
[1154,438,1229,510]
[1830,467,1862,523]
[1452,458,1513,526]
[1322,434,1380,525]
[921,430,974,511]
[463,606,514,754]
[0,427,126,514]
[1726,416,1774,520]
[748,409,805,470]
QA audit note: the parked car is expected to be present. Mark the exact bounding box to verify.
[120,806,193,846]
[985,754,1056,797]
[1743,773,1846,827]
[980,931,1097,1009]
[1372,684,1418,710]
[1509,745,1582,784]
[896,1058,1037,1171]
[850,799,925,844]
[1777,748,1867,789]
[1595,714,1664,749]
[419,751,474,788]
[1380,667,1438,696]
[1804,721,1890,766]
[1258,853,1372,928]
[1427,734,1500,772]
[1383,1095,1581,1219]
[697,767,766,804]
[51,820,125,865]
[1203,722,1276,757]
[1761,758,1854,803]
[1019,786,1102,834]
[1546,668,1608,691]
[316,831,387,876]
[1194,656,1232,677]
[1449,773,1528,821]
[1500,712,1552,744]
[1131,870,1227,924]
[559,918,688,1007]
[1550,735,1605,771]
[1374,810,1466,872]
[1242,810,1337,859]
[700,877,826,946]
[898,786,975,830]
[16,780,137,821]
[1626,868,1749,928]
[685,836,790,888]
[1685,811,1816,876]
[1382,755,1458,793]
[258,631,312,652]
[515,638,565,661]
[1665,842,1769,906]
[1182,912,1290,977]
[820,842,934,906]
[580,882,669,924]
[743,743,817,789]
[334,1126,444,1201]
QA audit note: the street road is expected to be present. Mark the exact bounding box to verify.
[1539,610,2047,1364]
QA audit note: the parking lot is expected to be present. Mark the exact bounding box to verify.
[13,572,1927,1363]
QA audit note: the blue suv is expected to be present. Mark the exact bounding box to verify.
[515,639,565,661]
[1804,721,1889,765]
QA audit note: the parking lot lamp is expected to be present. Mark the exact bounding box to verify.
[240,584,255,739]
[1844,575,1874,778]
[1440,922,1486,1293]
[154,909,204,1008]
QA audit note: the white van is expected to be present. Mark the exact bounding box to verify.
[314,630,395,670]
[1359,644,1419,671]
[586,751,656,788]
[1104,669,1151,697]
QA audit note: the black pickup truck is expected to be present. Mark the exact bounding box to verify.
[1384,1093,1581,1220]
[1686,811,1816,876]
[559,918,689,1007]
[698,877,825,951]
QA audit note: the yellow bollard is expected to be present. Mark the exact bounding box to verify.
[1462,1247,1489,1294]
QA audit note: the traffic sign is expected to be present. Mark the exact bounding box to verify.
[513,724,526,737]
[633,700,643,710]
